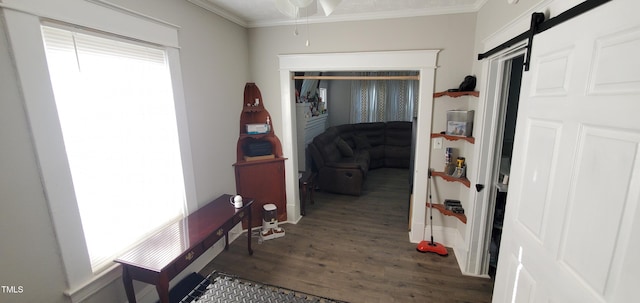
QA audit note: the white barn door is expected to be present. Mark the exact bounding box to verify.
[493,0,640,302]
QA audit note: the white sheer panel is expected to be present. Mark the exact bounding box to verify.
[350,71,418,123]
[41,26,186,271]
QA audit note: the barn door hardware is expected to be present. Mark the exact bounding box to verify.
[478,0,612,71]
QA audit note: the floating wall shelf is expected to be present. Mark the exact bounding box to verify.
[431,133,475,144]
[433,91,479,98]
[427,203,467,224]
[431,171,470,188]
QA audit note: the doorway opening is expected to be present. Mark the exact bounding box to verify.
[294,71,419,172]
[278,50,439,244]
[485,54,525,278]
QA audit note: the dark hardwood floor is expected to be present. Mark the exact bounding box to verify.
[202,168,494,303]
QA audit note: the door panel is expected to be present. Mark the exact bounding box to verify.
[493,0,640,302]
[515,120,561,241]
[589,27,640,94]
[559,127,640,295]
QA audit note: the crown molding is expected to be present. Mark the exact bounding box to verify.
[187,0,249,27]
[188,0,487,28]
[251,5,479,28]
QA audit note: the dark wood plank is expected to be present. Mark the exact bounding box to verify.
[202,168,494,303]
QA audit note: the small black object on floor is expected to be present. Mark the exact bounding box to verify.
[156,272,210,303]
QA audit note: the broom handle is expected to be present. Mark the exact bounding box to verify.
[428,170,435,244]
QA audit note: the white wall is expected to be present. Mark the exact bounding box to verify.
[248,13,477,135]
[248,14,477,233]
[324,73,353,127]
[475,0,546,46]
[0,18,70,303]
[0,0,249,302]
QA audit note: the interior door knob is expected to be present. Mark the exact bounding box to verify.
[475,184,485,192]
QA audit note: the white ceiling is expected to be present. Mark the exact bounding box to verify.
[188,0,487,28]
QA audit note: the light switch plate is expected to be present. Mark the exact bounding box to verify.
[433,137,443,149]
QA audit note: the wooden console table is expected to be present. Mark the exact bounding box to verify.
[114,194,253,303]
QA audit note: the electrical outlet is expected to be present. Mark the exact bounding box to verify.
[433,137,443,149]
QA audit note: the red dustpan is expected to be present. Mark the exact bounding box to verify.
[417,170,448,256]
[417,239,448,256]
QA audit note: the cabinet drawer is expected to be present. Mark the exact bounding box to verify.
[173,243,205,274]
[233,210,246,225]
[203,227,226,248]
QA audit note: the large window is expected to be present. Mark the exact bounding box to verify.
[41,25,187,271]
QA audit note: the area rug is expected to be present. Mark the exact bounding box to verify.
[179,271,347,303]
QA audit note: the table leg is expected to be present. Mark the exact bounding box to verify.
[309,173,316,205]
[300,179,307,216]
[247,205,253,255]
[156,274,170,303]
[225,232,229,251]
[121,266,137,303]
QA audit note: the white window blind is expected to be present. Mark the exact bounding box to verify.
[41,25,187,271]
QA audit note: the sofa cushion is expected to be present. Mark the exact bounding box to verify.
[335,137,354,157]
[325,150,370,174]
[312,127,342,163]
[353,122,386,146]
[335,125,357,149]
[322,142,342,163]
[385,121,412,147]
[352,133,371,150]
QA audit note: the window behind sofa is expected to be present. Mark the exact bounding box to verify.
[350,71,419,123]
[41,25,186,272]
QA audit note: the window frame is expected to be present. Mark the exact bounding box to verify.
[41,23,191,272]
[2,3,197,301]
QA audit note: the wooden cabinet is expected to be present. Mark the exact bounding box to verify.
[234,160,285,228]
[234,83,287,228]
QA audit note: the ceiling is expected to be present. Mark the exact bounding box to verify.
[188,0,488,28]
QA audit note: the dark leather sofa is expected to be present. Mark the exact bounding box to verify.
[307,121,412,196]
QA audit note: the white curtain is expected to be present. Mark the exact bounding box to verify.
[350,71,419,123]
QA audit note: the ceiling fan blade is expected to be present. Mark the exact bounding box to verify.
[289,0,314,8]
[319,0,342,16]
[276,0,319,18]
[275,0,298,18]
[298,1,318,18]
